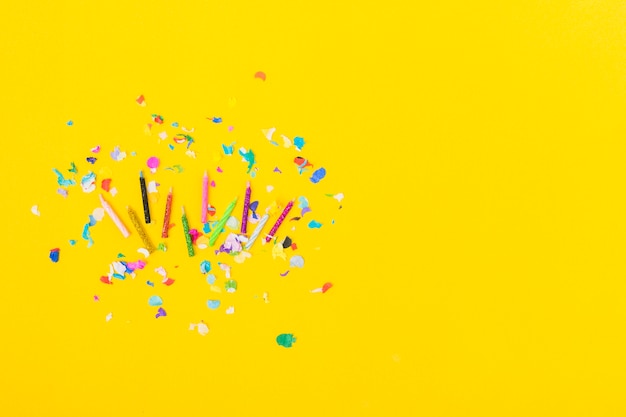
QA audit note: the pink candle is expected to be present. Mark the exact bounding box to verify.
[265,200,293,242]
[201,171,209,223]
[241,181,251,234]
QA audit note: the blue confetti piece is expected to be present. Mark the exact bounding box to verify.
[310,168,326,184]
[49,249,60,263]
[203,222,211,233]
[212,117,222,123]
[200,260,212,274]
[294,136,305,150]
[147,281,155,287]
[206,274,216,285]
[148,295,163,307]
[69,240,76,246]
[298,196,309,209]
[238,148,256,173]
[88,215,97,227]
[82,223,94,247]
[171,122,179,127]
[269,141,279,146]
[222,143,234,155]
[67,120,73,126]
[130,151,137,157]
[207,300,221,310]
[308,220,322,229]
[249,201,259,212]
[168,144,175,151]
[53,168,76,187]
[112,273,125,280]
[86,157,97,164]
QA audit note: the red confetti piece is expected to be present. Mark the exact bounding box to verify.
[254,71,266,81]
[162,278,175,286]
[100,276,112,285]
[322,282,333,293]
[291,243,298,250]
[136,95,146,106]
[101,178,112,192]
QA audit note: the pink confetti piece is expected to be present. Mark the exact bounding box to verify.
[228,126,234,132]
[255,71,266,81]
[217,167,223,173]
[93,295,100,301]
[147,156,160,173]
[210,180,216,187]
[91,145,101,153]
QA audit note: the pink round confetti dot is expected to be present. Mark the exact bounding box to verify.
[147,156,160,173]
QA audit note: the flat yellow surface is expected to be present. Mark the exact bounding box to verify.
[2,1,626,416]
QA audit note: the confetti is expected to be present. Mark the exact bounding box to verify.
[49,248,60,263]
[206,274,216,285]
[147,156,160,173]
[239,148,256,174]
[152,114,164,124]
[57,188,69,198]
[53,168,76,187]
[189,322,209,336]
[69,240,76,246]
[294,136,305,151]
[311,282,333,293]
[137,248,150,258]
[225,306,235,315]
[110,146,127,161]
[80,172,97,193]
[254,71,266,81]
[276,333,296,348]
[218,262,231,278]
[159,131,168,140]
[294,157,313,173]
[207,300,221,310]
[105,313,113,322]
[222,143,234,155]
[200,260,212,274]
[308,220,322,229]
[262,127,276,142]
[310,168,326,184]
[225,279,237,293]
[211,117,222,123]
[155,308,167,318]
[94,295,99,301]
[280,270,290,277]
[266,185,274,193]
[148,296,163,307]
[136,95,146,106]
[101,178,112,191]
[91,145,101,153]
[86,157,97,164]
[92,207,105,222]
[289,255,305,268]
[226,216,239,230]
[31,205,40,216]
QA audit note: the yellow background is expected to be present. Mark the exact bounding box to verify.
[2,1,626,416]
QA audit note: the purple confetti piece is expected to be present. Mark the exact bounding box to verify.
[280,270,290,277]
[301,207,312,216]
[273,167,282,173]
[155,307,167,318]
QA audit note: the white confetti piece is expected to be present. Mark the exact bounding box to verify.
[105,313,113,322]
[110,187,118,197]
[186,150,196,158]
[189,322,209,336]
[137,248,150,258]
[334,193,345,202]
[262,127,276,141]
[226,216,239,230]
[147,180,159,193]
[263,292,270,303]
[92,207,105,222]
[266,185,274,193]
[158,131,168,140]
[281,134,292,148]
[225,306,235,315]
[31,205,40,216]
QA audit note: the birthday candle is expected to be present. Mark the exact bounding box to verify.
[245,213,269,250]
[127,206,156,253]
[265,200,293,242]
[181,206,195,257]
[99,194,130,238]
[240,181,251,234]
[201,171,209,224]
[161,187,173,238]
[139,170,151,224]
[208,197,238,247]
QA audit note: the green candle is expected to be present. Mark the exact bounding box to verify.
[209,197,238,247]
[181,206,194,257]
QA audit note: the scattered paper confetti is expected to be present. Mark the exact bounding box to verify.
[137,248,150,258]
[136,95,146,106]
[308,220,322,229]
[101,178,112,191]
[91,145,101,153]
[69,240,76,246]
[49,248,60,263]
[289,255,305,268]
[311,282,333,293]
[80,172,97,193]
[276,333,296,348]
[226,216,239,230]
[294,157,313,172]
[263,292,270,303]
[110,146,127,161]
[148,295,163,307]
[93,295,99,301]
[262,127,276,141]
[92,207,105,222]
[105,313,113,322]
[190,322,209,336]
[310,167,326,184]
[155,307,167,318]
[152,114,164,124]
[280,270,290,277]
[147,157,160,173]
[31,205,40,216]
[225,279,237,293]
[225,306,235,315]
[53,168,76,187]
[200,260,212,274]
[206,274,216,285]
[239,148,256,174]
[266,185,274,193]
[255,71,266,81]
[207,300,221,310]
[294,137,305,151]
[86,157,97,164]
[67,120,73,126]
[222,143,234,155]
